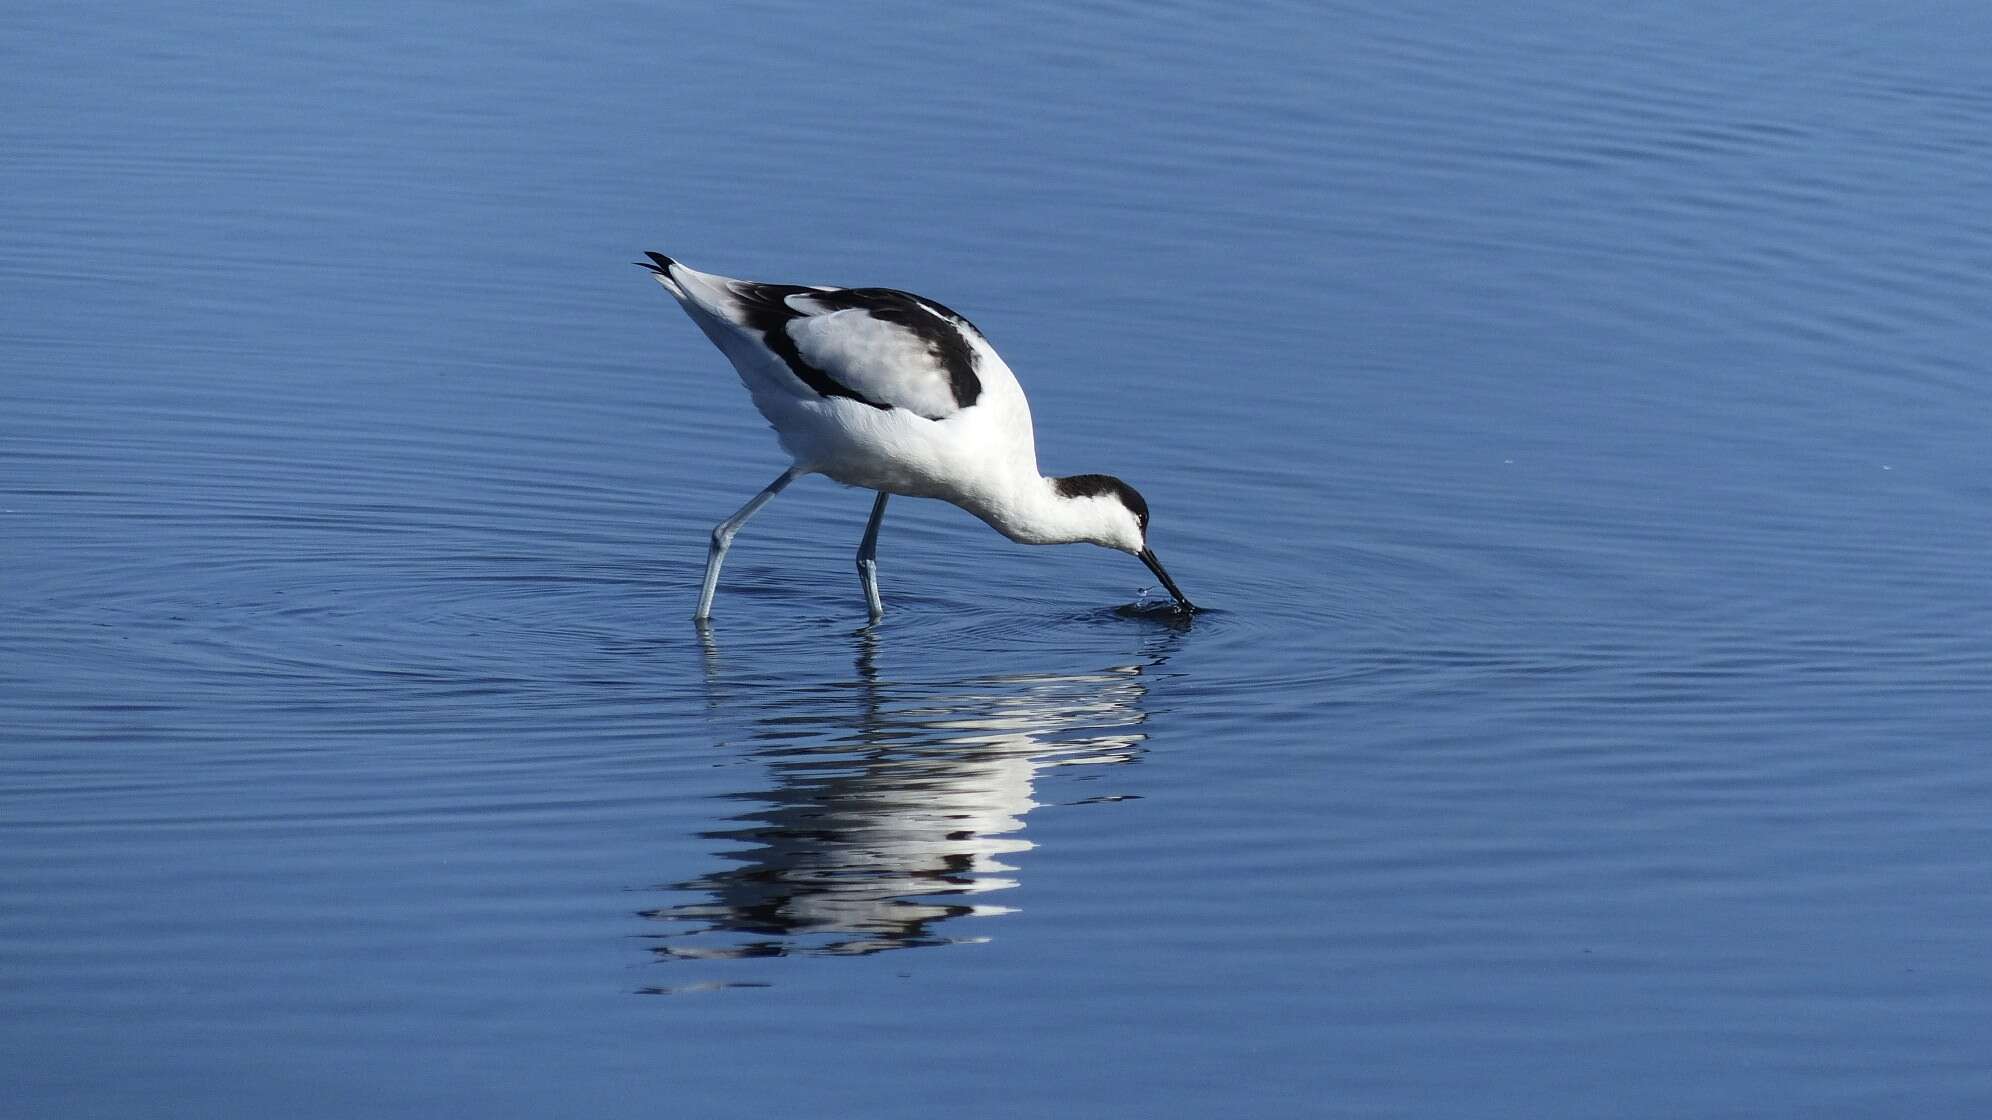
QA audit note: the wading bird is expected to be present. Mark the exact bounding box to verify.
[640,252,1194,623]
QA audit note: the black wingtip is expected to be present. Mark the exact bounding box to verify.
[639,251,676,276]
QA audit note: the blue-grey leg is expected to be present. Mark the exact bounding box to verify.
[856,491,890,622]
[695,465,805,623]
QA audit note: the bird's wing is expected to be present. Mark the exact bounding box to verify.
[647,256,986,421]
[777,287,985,420]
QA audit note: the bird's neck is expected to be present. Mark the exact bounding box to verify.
[964,475,1104,547]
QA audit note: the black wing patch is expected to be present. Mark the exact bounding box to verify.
[721,281,892,410]
[817,288,984,412]
[725,282,984,415]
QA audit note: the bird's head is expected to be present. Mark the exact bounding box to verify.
[1051,474,1195,610]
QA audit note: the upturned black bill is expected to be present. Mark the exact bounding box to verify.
[1138,548,1196,611]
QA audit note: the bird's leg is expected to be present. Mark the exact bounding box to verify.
[855,491,890,623]
[696,465,804,623]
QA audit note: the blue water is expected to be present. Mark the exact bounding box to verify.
[6,3,1992,1115]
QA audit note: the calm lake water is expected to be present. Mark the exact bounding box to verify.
[6,3,1991,1115]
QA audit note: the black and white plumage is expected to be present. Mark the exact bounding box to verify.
[640,251,1193,622]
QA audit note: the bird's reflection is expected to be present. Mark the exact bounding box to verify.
[641,630,1160,966]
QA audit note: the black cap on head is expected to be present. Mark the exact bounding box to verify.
[1052,473,1149,535]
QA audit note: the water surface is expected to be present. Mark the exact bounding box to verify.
[6,3,1992,1116]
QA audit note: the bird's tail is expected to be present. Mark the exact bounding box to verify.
[637,250,686,298]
